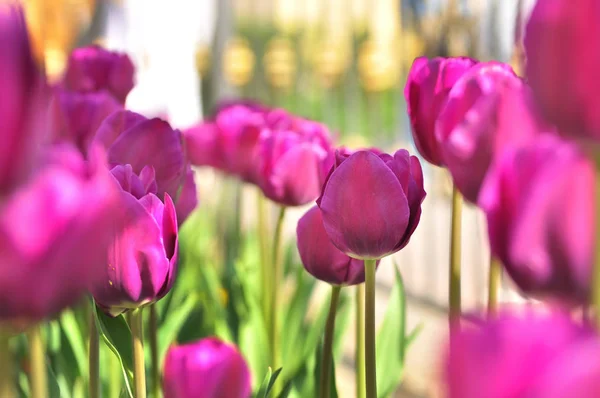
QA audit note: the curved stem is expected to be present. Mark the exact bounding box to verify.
[89,308,100,398]
[449,185,462,332]
[355,285,365,398]
[487,256,502,318]
[28,325,47,398]
[149,305,160,398]
[269,206,286,369]
[594,167,600,330]
[319,286,342,398]
[131,309,146,398]
[0,330,14,398]
[364,259,377,398]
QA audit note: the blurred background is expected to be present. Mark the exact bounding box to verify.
[21,0,535,396]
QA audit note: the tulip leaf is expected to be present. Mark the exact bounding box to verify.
[59,310,87,377]
[256,367,283,398]
[332,290,351,360]
[93,304,134,398]
[157,293,199,365]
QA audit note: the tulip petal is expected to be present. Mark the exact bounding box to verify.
[174,167,198,224]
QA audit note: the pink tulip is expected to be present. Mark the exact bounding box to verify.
[479,134,594,303]
[404,56,477,166]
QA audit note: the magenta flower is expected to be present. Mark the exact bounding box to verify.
[163,337,252,398]
[404,56,477,166]
[317,149,426,260]
[0,145,121,324]
[479,135,594,303]
[63,45,135,104]
[524,0,600,141]
[91,164,178,316]
[435,62,544,203]
[258,111,334,206]
[174,168,198,224]
[446,311,600,398]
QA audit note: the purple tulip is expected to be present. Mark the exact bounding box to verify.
[183,122,223,170]
[446,311,600,398]
[175,168,198,223]
[479,134,594,303]
[435,62,544,203]
[92,164,178,316]
[404,56,477,166]
[163,337,252,398]
[0,144,122,324]
[525,0,600,141]
[0,6,49,194]
[317,149,426,260]
[258,111,335,206]
[63,45,135,104]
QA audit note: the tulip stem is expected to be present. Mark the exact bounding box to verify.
[269,206,286,371]
[487,256,502,318]
[131,309,147,398]
[320,285,342,398]
[149,305,160,398]
[355,285,366,398]
[449,185,462,332]
[28,325,47,398]
[593,166,600,330]
[0,330,14,398]
[364,259,377,398]
[257,190,271,327]
[90,307,100,398]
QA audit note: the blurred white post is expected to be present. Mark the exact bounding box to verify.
[103,0,217,128]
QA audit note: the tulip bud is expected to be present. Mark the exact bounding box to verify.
[479,134,594,303]
[446,311,600,398]
[317,149,426,260]
[404,56,477,166]
[163,337,251,398]
[92,164,178,316]
[63,45,135,104]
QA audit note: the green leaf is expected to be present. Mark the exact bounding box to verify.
[256,367,283,398]
[59,310,87,377]
[157,293,199,364]
[376,266,408,398]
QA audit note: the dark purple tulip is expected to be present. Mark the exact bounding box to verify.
[183,122,223,169]
[404,56,478,166]
[0,6,49,194]
[446,311,600,398]
[174,168,198,223]
[92,164,178,316]
[258,111,335,206]
[317,149,426,260]
[479,134,594,303]
[525,0,600,141]
[435,62,544,203]
[0,144,121,324]
[297,206,376,286]
[63,45,135,104]
[163,337,251,398]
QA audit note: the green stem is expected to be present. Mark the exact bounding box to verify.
[319,286,342,398]
[449,185,462,332]
[109,349,122,398]
[355,285,366,398]
[257,190,271,327]
[269,206,286,370]
[364,259,377,398]
[0,330,14,398]
[487,256,502,318]
[89,309,100,398]
[594,167,600,330]
[149,305,160,398]
[28,325,47,398]
[131,309,146,398]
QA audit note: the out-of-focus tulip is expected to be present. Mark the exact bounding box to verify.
[0,145,121,324]
[92,164,178,316]
[163,337,251,398]
[446,311,600,398]
[63,45,135,104]
[0,6,48,194]
[297,206,377,286]
[258,113,334,206]
[524,0,600,142]
[435,62,544,203]
[317,149,426,260]
[479,135,594,303]
[175,168,198,223]
[404,56,477,166]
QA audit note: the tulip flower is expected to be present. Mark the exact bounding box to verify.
[163,337,251,398]
[258,112,335,206]
[524,0,600,142]
[446,311,600,398]
[63,45,135,104]
[435,62,544,203]
[297,206,375,286]
[0,144,122,324]
[317,149,426,260]
[479,134,594,303]
[174,168,198,224]
[91,164,178,317]
[404,56,477,166]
